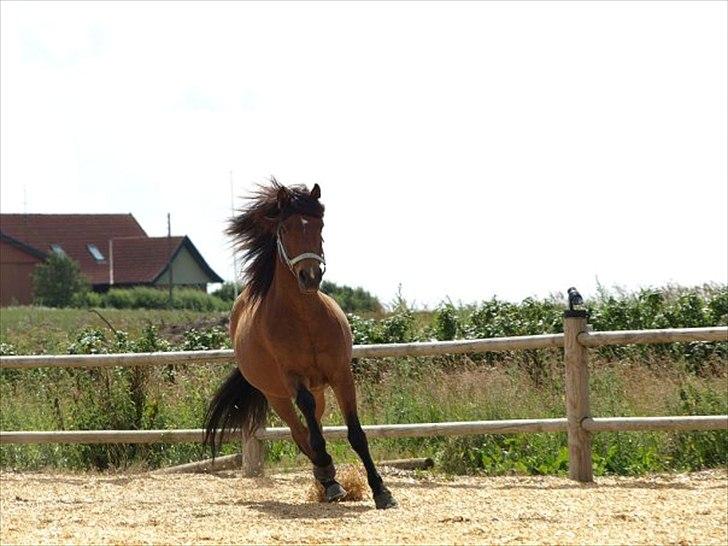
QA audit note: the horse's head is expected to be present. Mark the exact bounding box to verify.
[275,184,325,293]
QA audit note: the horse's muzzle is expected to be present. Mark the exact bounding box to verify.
[297,265,322,293]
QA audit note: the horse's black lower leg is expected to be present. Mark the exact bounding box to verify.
[295,387,346,502]
[295,388,330,467]
[346,412,397,509]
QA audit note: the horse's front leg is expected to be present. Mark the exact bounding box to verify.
[331,374,397,509]
[267,393,346,502]
[294,387,347,502]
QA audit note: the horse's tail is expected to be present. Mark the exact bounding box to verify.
[203,368,268,458]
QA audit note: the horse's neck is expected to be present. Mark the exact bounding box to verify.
[268,257,323,319]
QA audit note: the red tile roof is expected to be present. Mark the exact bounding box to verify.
[0,214,222,286]
[111,236,185,284]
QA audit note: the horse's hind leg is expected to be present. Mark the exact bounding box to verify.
[331,375,397,509]
[268,396,314,459]
[313,389,326,424]
[294,387,347,502]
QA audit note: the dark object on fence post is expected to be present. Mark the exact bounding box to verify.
[567,287,583,311]
[563,288,593,483]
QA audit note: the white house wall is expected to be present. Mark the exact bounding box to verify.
[154,246,213,286]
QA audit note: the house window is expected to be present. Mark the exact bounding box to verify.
[50,244,65,256]
[87,244,106,262]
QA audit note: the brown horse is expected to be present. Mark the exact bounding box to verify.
[204,179,397,509]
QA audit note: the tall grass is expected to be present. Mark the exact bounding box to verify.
[0,284,726,474]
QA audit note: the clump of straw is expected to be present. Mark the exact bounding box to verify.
[307,464,366,502]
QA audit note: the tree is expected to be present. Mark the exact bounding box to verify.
[32,254,90,307]
[211,282,242,302]
[321,281,382,313]
[213,279,382,313]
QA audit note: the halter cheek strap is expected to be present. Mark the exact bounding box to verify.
[276,227,326,276]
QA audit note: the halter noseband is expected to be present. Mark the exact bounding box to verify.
[276,225,326,276]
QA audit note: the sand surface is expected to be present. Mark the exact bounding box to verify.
[1,467,726,545]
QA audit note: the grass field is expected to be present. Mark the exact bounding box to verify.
[0,306,229,355]
[1,287,726,476]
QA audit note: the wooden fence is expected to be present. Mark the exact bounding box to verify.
[1,316,726,482]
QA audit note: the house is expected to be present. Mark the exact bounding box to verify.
[0,214,223,306]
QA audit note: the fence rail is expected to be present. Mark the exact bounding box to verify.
[1,327,724,370]
[3,415,726,446]
[1,323,726,482]
[577,327,727,347]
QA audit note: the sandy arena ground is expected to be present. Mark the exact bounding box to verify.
[1,467,726,545]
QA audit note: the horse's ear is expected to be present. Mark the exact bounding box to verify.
[310,183,321,200]
[276,187,290,211]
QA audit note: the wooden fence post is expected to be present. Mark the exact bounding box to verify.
[242,430,264,477]
[563,309,593,482]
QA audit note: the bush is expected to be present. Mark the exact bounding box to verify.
[104,288,137,309]
[321,281,382,313]
[0,342,17,356]
[172,289,228,312]
[589,285,727,363]
[180,327,230,350]
[75,291,104,308]
[432,303,461,341]
[211,282,241,302]
[106,287,168,309]
[103,287,229,312]
[31,254,89,308]
[67,328,108,355]
[348,307,419,345]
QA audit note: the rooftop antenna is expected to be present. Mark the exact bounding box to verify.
[230,171,239,299]
[167,212,174,307]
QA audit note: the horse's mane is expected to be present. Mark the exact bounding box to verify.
[227,177,324,304]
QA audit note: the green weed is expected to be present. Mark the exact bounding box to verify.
[1,284,726,474]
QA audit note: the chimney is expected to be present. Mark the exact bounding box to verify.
[108,239,114,286]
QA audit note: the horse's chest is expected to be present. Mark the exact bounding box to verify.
[237,302,351,396]
[267,319,334,364]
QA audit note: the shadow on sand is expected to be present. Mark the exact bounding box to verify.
[239,499,371,520]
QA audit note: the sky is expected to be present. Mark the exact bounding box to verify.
[1,1,726,308]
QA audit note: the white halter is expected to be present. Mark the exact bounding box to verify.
[276,226,326,275]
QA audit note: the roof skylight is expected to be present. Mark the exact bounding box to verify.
[49,244,65,256]
[87,244,106,262]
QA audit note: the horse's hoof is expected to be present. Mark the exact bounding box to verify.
[374,488,398,509]
[325,482,347,502]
